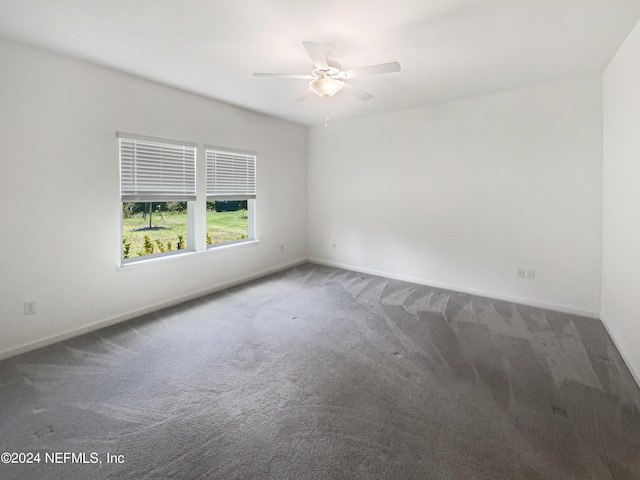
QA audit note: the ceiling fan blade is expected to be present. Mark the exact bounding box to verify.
[322,42,335,56]
[302,41,328,69]
[253,72,313,79]
[342,82,373,101]
[296,89,315,102]
[346,61,401,78]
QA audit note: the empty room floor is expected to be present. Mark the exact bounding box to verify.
[1,263,639,479]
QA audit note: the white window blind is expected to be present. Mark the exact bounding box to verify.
[120,135,196,202]
[205,148,256,200]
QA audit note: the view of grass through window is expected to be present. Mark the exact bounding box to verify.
[122,202,248,259]
[122,202,187,259]
[206,200,249,245]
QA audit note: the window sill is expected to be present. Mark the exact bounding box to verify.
[206,239,259,251]
[119,240,259,268]
[119,250,197,268]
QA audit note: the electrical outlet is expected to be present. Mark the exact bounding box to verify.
[280,244,284,253]
[517,268,525,279]
[526,269,535,280]
[24,301,36,316]
[332,243,336,250]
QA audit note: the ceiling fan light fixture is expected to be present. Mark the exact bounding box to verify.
[309,76,344,97]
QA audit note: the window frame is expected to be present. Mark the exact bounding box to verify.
[204,145,257,249]
[119,133,197,265]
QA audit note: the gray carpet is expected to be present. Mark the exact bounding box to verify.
[1,263,639,479]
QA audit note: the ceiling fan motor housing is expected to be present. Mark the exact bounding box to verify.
[312,61,345,80]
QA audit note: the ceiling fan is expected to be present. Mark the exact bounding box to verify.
[253,41,401,101]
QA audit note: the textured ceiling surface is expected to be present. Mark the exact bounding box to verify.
[1,0,639,125]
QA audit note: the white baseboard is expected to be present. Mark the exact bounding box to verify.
[3,257,638,392]
[0,259,307,362]
[308,259,640,389]
[307,257,601,319]
[599,315,640,391]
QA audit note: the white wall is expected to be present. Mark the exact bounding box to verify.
[0,36,618,370]
[602,18,640,384]
[308,77,603,316]
[0,38,307,358]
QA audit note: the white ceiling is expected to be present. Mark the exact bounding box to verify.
[1,0,639,126]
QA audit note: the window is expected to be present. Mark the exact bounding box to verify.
[119,134,196,262]
[205,147,256,247]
